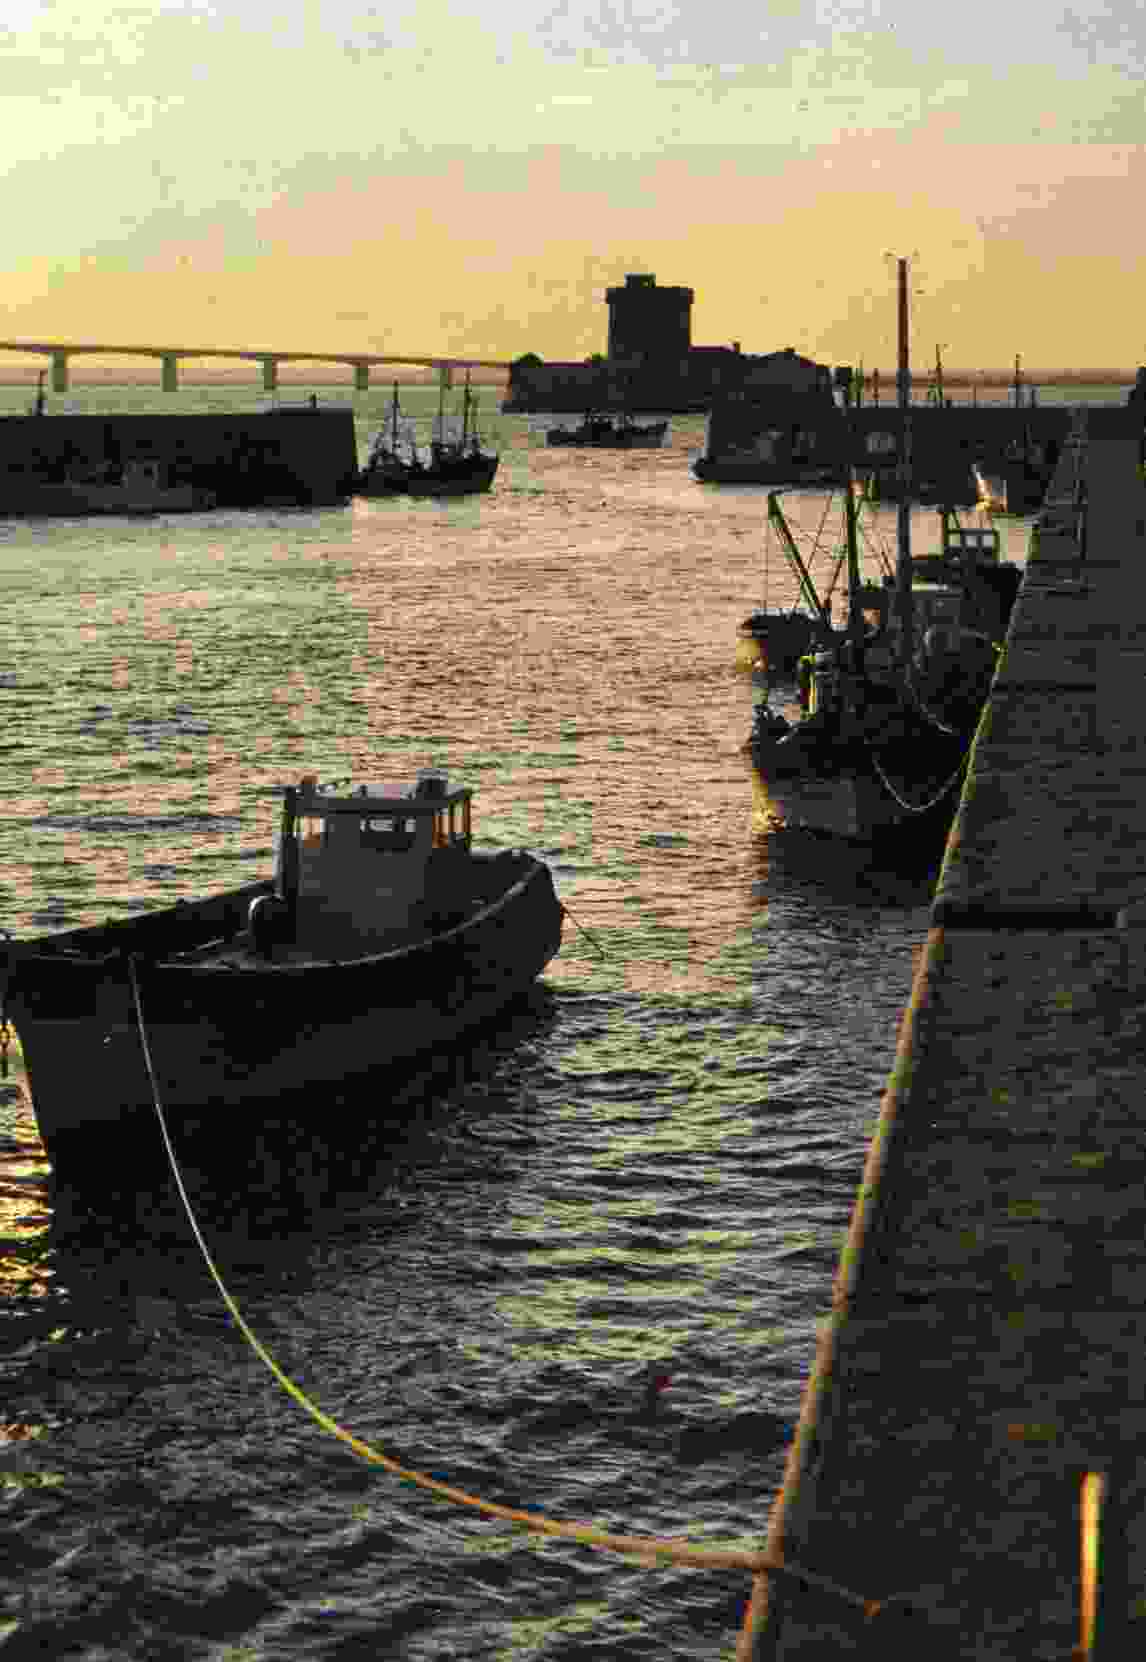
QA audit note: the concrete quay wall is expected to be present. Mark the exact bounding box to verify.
[0,410,359,510]
[742,410,1146,1658]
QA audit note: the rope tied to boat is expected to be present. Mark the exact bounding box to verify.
[124,950,925,1651]
[559,901,607,959]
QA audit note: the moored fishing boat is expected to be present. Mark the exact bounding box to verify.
[2,770,562,1188]
[743,260,1022,849]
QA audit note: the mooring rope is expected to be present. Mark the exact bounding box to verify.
[559,901,607,959]
[124,952,910,1639]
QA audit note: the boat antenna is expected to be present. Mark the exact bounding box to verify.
[392,381,399,452]
[462,368,471,449]
[894,256,914,673]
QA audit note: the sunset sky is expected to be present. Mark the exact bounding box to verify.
[2,0,1143,371]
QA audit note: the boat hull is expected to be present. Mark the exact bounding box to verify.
[547,423,667,448]
[357,455,499,498]
[4,856,562,1189]
[747,712,970,846]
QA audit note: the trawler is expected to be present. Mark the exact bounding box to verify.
[742,260,1021,847]
[359,374,499,497]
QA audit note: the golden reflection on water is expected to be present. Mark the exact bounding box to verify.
[0,1067,53,1311]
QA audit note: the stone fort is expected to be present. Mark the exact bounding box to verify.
[501,273,835,414]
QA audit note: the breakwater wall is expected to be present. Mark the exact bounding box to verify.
[705,402,1078,476]
[0,410,359,512]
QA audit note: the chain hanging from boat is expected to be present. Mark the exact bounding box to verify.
[865,741,970,816]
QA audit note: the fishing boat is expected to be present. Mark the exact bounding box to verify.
[2,770,563,1187]
[546,411,669,448]
[735,483,884,682]
[358,374,499,497]
[743,260,1022,847]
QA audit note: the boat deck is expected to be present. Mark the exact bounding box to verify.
[745,414,1146,1657]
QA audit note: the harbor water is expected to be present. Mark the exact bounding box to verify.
[0,379,1071,1658]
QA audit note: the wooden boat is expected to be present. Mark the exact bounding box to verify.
[358,376,499,498]
[2,770,563,1187]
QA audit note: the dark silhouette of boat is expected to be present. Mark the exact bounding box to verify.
[3,769,562,1189]
[743,261,1023,847]
[358,376,499,497]
[546,411,668,448]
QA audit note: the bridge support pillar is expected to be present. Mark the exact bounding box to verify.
[51,351,69,393]
[353,361,369,393]
[438,363,452,392]
[161,354,179,393]
[262,357,278,393]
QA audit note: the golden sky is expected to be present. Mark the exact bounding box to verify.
[2,0,1143,370]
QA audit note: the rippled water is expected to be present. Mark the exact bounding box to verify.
[0,383,1033,1659]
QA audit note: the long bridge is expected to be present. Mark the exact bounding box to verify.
[0,341,513,394]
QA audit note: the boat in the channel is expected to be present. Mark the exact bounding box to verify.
[742,259,1022,848]
[358,376,499,497]
[2,770,562,1187]
[546,411,669,448]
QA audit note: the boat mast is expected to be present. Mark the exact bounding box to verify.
[894,257,914,672]
[844,462,864,653]
[839,360,864,651]
[766,493,834,637]
[391,382,399,452]
[462,369,470,449]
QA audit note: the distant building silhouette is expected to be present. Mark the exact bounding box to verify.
[503,273,834,413]
[606,273,693,364]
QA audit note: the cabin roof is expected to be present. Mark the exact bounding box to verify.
[296,782,472,816]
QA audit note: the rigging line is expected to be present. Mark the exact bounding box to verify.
[124,955,905,1624]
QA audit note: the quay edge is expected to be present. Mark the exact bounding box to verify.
[742,406,1146,1658]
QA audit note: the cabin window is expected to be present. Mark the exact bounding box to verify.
[299,814,325,849]
[361,815,416,851]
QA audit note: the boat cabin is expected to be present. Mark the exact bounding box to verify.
[277,770,476,955]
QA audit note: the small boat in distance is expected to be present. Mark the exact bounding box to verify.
[358,375,500,497]
[546,411,669,448]
[3,769,562,1190]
